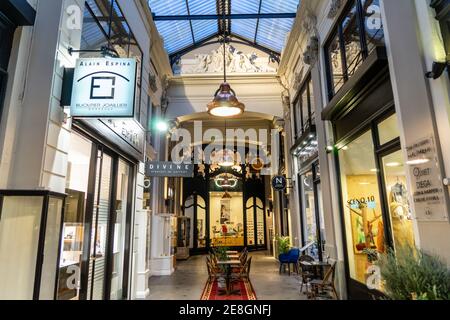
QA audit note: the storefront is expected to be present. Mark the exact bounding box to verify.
[291,73,326,260]
[321,0,416,299]
[182,146,268,254]
[55,0,146,300]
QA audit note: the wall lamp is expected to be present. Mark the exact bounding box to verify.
[426,61,449,80]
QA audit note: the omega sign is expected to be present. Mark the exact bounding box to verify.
[71,58,137,118]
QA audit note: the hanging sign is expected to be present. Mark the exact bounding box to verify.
[70,58,136,118]
[272,175,287,191]
[146,161,194,178]
[406,136,448,221]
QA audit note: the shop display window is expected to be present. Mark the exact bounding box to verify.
[382,151,415,251]
[210,192,245,247]
[338,111,414,291]
[339,130,384,284]
[57,132,92,300]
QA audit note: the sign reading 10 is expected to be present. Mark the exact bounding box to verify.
[348,196,376,209]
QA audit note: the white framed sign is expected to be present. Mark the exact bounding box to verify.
[71,58,137,118]
[406,136,449,221]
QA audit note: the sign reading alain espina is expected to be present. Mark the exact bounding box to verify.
[146,161,194,178]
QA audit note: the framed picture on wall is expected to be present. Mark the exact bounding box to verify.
[220,199,231,224]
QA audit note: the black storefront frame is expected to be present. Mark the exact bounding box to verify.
[183,164,268,254]
[333,107,404,299]
[297,160,324,262]
[0,12,15,128]
[64,126,136,301]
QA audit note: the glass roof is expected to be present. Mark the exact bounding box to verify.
[148,0,299,57]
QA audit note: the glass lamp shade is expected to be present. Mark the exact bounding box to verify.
[207,83,245,117]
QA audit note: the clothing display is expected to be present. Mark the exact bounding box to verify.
[388,181,415,250]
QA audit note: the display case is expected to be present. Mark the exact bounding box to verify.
[150,214,177,275]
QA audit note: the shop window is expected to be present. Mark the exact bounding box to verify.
[325,0,385,100]
[210,192,244,247]
[57,132,93,300]
[377,113,400,145]
[293,74,315,140]
[381,150,415,252]
[339,130,384,285]
[338,110,414,292]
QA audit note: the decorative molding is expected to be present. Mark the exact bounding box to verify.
[293,67,304,91]
[303,36,319,65]
[173,44,277,75]
[328,0,343,19]
[149,73,158,93]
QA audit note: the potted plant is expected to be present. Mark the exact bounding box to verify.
[377,246,450,300]
[212,246,230,289]
[276,236,291,258]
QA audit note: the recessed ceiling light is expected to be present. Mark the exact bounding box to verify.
[359,182,371,185]
[370,169,378,172]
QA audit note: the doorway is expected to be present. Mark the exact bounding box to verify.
[56,130,134,300]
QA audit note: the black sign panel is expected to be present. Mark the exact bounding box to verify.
[146,161,194,177]
[272,176,287,191]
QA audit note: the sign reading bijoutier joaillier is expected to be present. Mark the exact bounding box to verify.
[71,58,137,118]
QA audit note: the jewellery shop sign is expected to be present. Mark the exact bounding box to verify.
[406,136,449,222]
[71,58,137,118]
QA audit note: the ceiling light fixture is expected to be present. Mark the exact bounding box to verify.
[207,12,245,117]
[386,162,402,167]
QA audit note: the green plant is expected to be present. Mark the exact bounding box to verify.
[213,246,229,261]
[377,246,450,300]
[363,248,379,263]
[276,236,290,255]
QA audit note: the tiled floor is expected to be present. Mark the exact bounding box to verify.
[146,251,308,300]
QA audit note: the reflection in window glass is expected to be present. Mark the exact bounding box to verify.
[342,2,362,77]
[362,0,385,53]
[378,113,400,145]
[339,130,385,284]
[328,33,345,95]
[382,151,415,252]
[301,171,319,259]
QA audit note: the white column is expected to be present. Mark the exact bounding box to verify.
[381,0,450,264]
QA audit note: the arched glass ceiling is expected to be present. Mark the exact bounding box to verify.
[148,0,299,59]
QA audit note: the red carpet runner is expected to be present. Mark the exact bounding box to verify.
[201,279,257,300]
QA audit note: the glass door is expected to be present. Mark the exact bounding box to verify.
[110,159,132,300]
[87,150,113,300]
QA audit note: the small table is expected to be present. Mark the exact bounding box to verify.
[227,254,240,260]
[217,260,242,296]
[226,251,239,254]
[300,261,331,279]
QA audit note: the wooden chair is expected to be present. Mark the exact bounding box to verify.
[231,256,252,282]
[309,262,338,300]
[298,255,315,293]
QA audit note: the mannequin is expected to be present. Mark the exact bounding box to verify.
[389,180,415,249]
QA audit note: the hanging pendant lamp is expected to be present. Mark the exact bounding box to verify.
[207,18,245,117]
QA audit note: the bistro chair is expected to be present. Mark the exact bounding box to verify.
[308,262,338,300]
[279,248,300,275]
[298,255,315,293]
[231,256,252,282]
